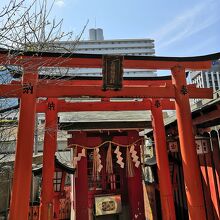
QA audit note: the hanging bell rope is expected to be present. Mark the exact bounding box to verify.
[92,147,103,180]
[92,148,98,180]
[106,142,113,174]
[126,147,134,177]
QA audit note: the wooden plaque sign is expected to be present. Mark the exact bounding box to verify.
[102,55,123,90]
[95,194,122,216]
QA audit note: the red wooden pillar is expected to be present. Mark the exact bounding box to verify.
[171,66,206,220]
[75,149,88,219]
[127,131,145,220]
[151,99,176,220]
[40,98,58,220]
[73,132,89,220]
[9,69,38,220]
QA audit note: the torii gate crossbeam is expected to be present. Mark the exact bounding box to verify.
[36,99,175,112]
[0,50,219,69]
[0,83,213,98]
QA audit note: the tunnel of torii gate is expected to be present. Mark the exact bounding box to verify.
[0,49,220,220]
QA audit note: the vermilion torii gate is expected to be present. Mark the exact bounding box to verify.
[0,49,219,220]
[37,97,177,220]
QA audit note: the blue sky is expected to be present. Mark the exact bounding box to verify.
[51,0,220,57]
[0,0,219,57]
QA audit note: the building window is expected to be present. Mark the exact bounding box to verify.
[53,171,62,192]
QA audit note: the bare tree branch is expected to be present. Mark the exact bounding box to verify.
[0,0,88,163]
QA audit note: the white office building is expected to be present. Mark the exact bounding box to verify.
[189,60,220,92]
[46,28,156,77]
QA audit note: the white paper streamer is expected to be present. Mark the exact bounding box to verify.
[95,147,103,172]
[73,148,86,167]
[114,146,125,168]
[130,145,140,168]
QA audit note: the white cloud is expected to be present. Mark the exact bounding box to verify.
[55,0,65,7]
[152,0,220,49]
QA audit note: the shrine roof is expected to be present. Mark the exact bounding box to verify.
[59,110,151,122]
[32,155,75,175]
[59,110,152,130]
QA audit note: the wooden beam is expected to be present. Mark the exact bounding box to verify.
[36,84,212,99]
[123,60,212,70]
[36,84,173,98]
[36,99,176,113]
[0,83,213,99]
[0,84,22,97]
[0,56,212,70]
[36,79,172,86]
[188,87,213,99]
[193,108,220,126]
